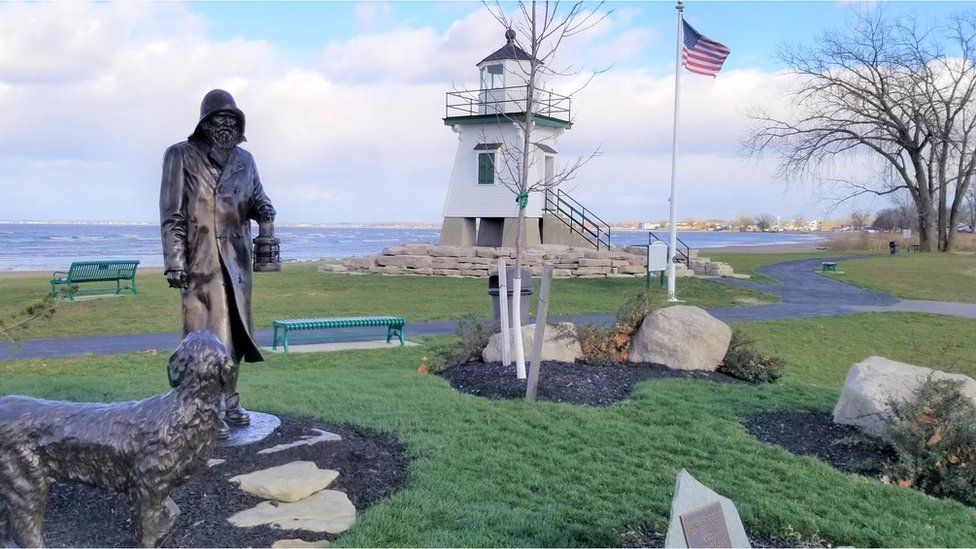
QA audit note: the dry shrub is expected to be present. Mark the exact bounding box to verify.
[717,328,784,383]
[577,292,656,365]
[883,378,976,506]
[428,315,499,372]
[824,231,976,252]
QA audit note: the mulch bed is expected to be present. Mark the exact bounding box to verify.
[26,415,409,548]
[743,411,894,475]
[441,360,741,407]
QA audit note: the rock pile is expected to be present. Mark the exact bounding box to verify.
[328,243,732,279]
[688,252,735,277]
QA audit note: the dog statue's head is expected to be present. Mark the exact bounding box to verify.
[167,330,235,390]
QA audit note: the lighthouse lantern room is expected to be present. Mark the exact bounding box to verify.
[439,30,593,249]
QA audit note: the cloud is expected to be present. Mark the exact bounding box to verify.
[0,1,838,224]
[352,2,395,31]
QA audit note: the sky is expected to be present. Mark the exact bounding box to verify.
[0,1,965,224]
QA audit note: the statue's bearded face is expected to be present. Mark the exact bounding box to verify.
[202,112,242,150]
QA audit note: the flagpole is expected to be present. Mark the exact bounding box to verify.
[667,0,684,302]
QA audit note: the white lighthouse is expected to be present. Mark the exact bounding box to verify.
[438,30,607,249]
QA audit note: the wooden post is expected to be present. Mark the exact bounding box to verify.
[496,257,511,367]
[525,262,553,400]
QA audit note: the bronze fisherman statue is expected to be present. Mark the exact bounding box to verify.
[160,89,276,438]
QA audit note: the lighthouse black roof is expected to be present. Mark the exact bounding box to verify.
[478,29,539,65]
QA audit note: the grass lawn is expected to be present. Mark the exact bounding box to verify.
[836,253,976,303]
[2,312,975,546]
[0,264,775,340]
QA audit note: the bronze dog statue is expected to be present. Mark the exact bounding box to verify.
[0,330,232,547]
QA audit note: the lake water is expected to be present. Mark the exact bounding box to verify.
[0,223,825,271]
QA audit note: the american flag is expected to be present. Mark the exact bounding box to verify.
[681,20,729,77]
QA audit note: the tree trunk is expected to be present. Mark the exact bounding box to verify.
[915,194,938,252]
[511,204,527,379]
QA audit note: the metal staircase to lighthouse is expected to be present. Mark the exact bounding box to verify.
[543,189,611,250]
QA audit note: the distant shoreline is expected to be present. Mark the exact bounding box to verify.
[1,220,838,235]
[0,220,442,229]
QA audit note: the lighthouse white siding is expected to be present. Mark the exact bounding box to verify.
[442,123,561,219]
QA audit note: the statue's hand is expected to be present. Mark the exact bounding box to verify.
[165,270,188,289]
[257,204,276,223]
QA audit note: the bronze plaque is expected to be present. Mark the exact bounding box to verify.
[680,501,732,548]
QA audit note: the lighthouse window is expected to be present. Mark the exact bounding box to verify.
[477,152,495,185]
[480,64,504,89]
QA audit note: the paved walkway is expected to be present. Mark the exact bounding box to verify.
[3,256,975,361]
[711,256,976,322]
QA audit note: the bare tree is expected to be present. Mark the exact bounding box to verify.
[745,9,976,251]
[754,213,775,232]
[871,208,900,231]
[850,209,871,231]
[731,215,754,232]
[966,183,976,231]
[792,213,807,230]
[484,0,606,379]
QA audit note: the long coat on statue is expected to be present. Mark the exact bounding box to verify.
[159,139,273,364]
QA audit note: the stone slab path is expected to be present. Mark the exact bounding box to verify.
[3,256,975,361]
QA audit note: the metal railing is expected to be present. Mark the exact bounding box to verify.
[648,231,691,267]
[445,86,571,121]
[543,189,611,250]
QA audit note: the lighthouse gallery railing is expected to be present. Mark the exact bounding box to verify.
[445,86,571,121]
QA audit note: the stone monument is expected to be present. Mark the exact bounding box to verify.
[664,469,750,548]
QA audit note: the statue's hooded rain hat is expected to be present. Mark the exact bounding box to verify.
[189,89,247,142]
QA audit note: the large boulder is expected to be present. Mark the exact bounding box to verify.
[628,305,732,370]
[833,356,976,436]
[482,322,582,363]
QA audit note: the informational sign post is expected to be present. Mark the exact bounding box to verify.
[647,241,669,288]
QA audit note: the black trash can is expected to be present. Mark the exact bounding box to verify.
[488,268,533,325]
[889,241,897,255]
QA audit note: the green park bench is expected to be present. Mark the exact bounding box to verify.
[820,261,838,273]
[50,260,140,301]
[272,316,406,352]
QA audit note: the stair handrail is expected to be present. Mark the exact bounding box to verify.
[543,189,611,249]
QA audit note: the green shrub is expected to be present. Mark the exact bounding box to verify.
[883,378,976,506]
[428,315,499,372]
[717,328,784,383]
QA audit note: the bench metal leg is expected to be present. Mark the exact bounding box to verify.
[272,326,279,351]
[283,329,289,353]
[388,326,404,346]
